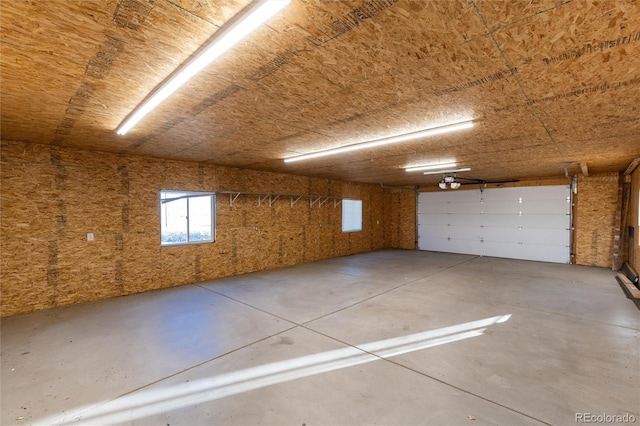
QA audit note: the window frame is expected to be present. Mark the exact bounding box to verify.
[160,190,216,246]
[342,198,363,233]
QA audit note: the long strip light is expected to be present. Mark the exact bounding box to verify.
[423,167,471,175]
[405,162,457,172]
[116,0,290,135]
[283,120,473,163]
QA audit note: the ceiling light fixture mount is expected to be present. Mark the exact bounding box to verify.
[283,120,473,163]
[116,0,290,135]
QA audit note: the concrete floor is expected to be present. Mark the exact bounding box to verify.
[1,249,639,425]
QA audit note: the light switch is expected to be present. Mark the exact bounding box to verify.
[87,233,94,241]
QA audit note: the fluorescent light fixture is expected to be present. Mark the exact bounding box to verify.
[283,120,473,163]
[405,162,457,172]
[116,0,290,135]
[423,167,471,175]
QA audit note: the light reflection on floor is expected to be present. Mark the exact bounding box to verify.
[39,314,511,425]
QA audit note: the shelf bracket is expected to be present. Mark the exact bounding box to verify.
[310,196,321,208]
[291,195,302,207]
[230,192,241,207]
[258,194,270,207]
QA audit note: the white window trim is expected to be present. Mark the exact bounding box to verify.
[160,190,216,246]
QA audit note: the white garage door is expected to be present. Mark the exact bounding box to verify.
[418,185,571,263]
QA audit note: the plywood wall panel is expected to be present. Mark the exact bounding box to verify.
[1,140,412,317]
[398,190,417,249]
[630,167,640,272]
[163,160,202,191]
[122,233,162,293]
[0,140,51,165]
[160,244,198,288]
[62,165,127,234]
[334,231,351,258]
[279,226,305,267]
[303,224,321,263]
[574,173,619,267]
[1,164,57,239]
[56,234,121,306]
[319,224,336,259]
[0,238,53,316]
[383,189,417,250]
[233,227,260,273]
[209,228,237,277]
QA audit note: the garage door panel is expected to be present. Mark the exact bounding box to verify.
[480,215,520,227]
[450,201,483,214]
[480,242,569,263]
[447,238,483,255]
[520,199,570,215]
[519,185,570,200]
[518,228,569,246]
[420,201,481,214]
[421,224,451,239]
[420,213,485,226]
[519,244,570,263]
[420,238,483,256]
[418,185,571,264]
[420,202,452,214]
[481,241,521,258]
[482,187,519,201]
[480,201,520,214]
[419,213,451,226]
[521,215,569,229]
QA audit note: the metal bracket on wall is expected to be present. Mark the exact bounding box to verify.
[229,192,241,207]
[310,196,330,208]
[217,191,343,209]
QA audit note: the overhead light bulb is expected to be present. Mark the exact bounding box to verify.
[423,167,471,175]
[405,162,457,172]
[284,120,473,163]
[450,182,461,189]
[116,0,290,135]
[439,182,448,189]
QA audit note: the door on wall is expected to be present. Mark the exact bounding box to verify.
[418,185,571,263]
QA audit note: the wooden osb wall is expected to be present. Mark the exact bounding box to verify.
[383,189,416,250]
[629,167,640,272]
[0,140,410,317]
[574,172,620,268]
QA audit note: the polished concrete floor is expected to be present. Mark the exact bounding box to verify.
[2,249,639,425]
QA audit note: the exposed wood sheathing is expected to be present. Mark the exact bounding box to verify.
[574,173,619,267]
[383,189,416,250]
[630,167,640,272]
[0,140,413,317]
[1,1,639,187]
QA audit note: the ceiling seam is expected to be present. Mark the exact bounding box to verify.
[164,0,218,26]
[469,0,565,159]
[462,1,573,45]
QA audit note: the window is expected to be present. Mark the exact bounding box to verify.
[342,199,362,232]
[160,191,215,245]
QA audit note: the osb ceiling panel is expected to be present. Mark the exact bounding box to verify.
[1,0,639,187]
